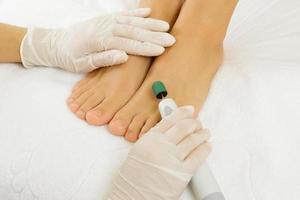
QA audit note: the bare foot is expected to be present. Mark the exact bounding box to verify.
[67,56,151,125]
[108,35,223,142]
[66,0,183,130]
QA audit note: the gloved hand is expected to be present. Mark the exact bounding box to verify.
[20,8,175,73]
[108,106,212,200]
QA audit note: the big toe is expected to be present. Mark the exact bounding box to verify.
[108,119,130,136]
[86,110,110,125]
[125,115,147,142]
[108,108,136,136]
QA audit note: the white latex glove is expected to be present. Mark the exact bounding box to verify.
[20,8,175,73]
[108,106,212,200]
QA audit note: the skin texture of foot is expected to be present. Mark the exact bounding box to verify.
[105,0,238,142]
[67,0,236,143]
[108,35,223,142]
[67,56,151,125]
[66,0,183,128]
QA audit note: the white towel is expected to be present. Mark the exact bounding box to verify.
[0,0,300,199]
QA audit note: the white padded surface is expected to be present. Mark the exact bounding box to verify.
[1,0,300,199]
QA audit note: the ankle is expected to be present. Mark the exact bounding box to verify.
[139,0,183,25]
[172,0,234,44]
[172,24,224,48]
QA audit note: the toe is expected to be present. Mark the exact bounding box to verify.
[72,79,90,92]
[108,119,130,136]
[86,95,128,126]
[125,115,146,142]
[140,112,160,138]
[68,89,94,114]
[77,92,105,115]
[108,108,136,136]
[68,86,90,104]
[72,70,103,92]
[75,110,86,120]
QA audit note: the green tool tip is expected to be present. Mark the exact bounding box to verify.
[152,81,168,99]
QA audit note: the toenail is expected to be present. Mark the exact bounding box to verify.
[88,110,102,118]
[127,131,138,140]
[139,132,144,138]
[67,98,74,103]
[76,110,85,118]
[69,103,79,112]
[127,130,134,136]
[86,110,111,125]
[110,120,125,130]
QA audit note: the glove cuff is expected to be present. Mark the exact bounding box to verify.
[20,27,38,68]
[20,27,54,68]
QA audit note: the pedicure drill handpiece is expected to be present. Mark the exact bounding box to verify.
[152,81,226,200]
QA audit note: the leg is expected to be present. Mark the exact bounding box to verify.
[109,0,238,142]
[67,0,183,123]
[0,23,26,63]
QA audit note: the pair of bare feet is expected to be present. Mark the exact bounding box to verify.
[67,27,223,142]
[66,0,226,142]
